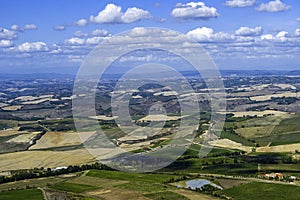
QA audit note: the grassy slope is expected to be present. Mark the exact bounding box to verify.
[221,182,300,200]
[0,188,43,200]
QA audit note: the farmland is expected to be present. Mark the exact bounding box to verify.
[0,72,300,199]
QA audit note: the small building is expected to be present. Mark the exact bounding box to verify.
[54,166,68,171]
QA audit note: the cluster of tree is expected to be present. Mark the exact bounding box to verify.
[0,162,112,184]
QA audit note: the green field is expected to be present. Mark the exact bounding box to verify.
[0,188,43,200]
[271,114,300,134]
[255,132,300,146]
[220,131,254,146]
[51,181,99,193]
[220,182,300,200]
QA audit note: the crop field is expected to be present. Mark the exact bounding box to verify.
[0,149,94,171]
[51,181,99,193]
[29,131,92,150]
[0,188,43,200]
[46,170,225,199]
[219,182,300,200]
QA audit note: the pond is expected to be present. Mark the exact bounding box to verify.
[177,179,223,190]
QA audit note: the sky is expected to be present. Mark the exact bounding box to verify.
[0,0,300,73]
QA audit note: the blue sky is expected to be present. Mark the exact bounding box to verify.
[0,0,300,73]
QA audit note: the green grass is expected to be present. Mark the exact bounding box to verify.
[201,163,258,176]
[51,181,99,193]
[260,164,300,172]
[0,120,18,131]
[220,182,300,200]
[255,132,300,146]
[87,170,178,193]
[220,131,254,146]
[86,170,178,183]
[271,114,300,134]
[144,191,189,200]
[0,188,43,200]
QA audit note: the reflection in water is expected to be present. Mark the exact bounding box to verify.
[177,179,223,190]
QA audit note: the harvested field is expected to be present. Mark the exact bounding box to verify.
[29,131,93,150]
[250,92,299,102]
[137,114,183,122]
[1,105,22,111]
[21,98,51,105]
[0,128,25,137]
[256,143,300,153]
[6,131,42,143]
[224,110,289,118]
[0,149,94,171]
[89,116,118,120]
[209,139,252,152]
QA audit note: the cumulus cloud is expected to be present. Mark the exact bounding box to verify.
[256,0,290,12]
[65,37,85,45]
[171,2,219,21]
[90,4,151,24]
[92,29,109,36]
[260,31,289,42]
[75,19,88,26]
[0,40,13,47]
[74,31,88,38]
[17,42,48,52]
[24,24,38,30]
[225,0,255,8]
[295,29,300,37]
[54,25,66,31]
[0,28,17,40]
[10,24,23,32]
[86,37,104,45]
[260,34,275,40]
[187,27,234,42]
[235,26,263,36]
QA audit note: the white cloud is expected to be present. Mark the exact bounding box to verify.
[90,4,151,24]
[54,25,66,31]
[296,18,300,22]
[0,40,13,47]
[24,24,37,30]
[10,25,23,32]
[187,27,234,42]
[295,29,300,37]
[0,28,17,40]
[74,31,88,38]
[171,2,219,20]
[75,19,88,26]
[225,0,255,8]
[235,26,262,36]
[256,0,290,12]
[65,37,85,45]
[17,42,48,52]
[86,37,104,45]
[92,29,109,36]
[261,34,275,40]
[276,31,288,42]
[260,31,289,42]
[121,7,151,23]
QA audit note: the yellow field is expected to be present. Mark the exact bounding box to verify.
[224,110,289,118]
[137,114,183,122]
[210,138,300,153]
[7,131,42,143]
[1,105,22,111]
[0,128,26,137]
[250,92,299,102]
[0,149,94,171]
[29,131,93,150]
